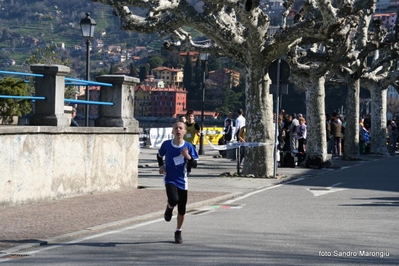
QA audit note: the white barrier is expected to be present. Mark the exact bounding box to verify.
[203,136,274,150]
[149,127,173,148]
[148,127,224,148]
[148,127,275,150]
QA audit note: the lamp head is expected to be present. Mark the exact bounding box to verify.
[200,52,209,62]
[80,13,96,39]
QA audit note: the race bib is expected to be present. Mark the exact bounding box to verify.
[173,154,185,166]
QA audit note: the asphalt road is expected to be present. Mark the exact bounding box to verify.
[1,156,398,265]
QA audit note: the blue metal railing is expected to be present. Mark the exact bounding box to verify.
[0,96,114,106]
[65,77,112,87]
[64,99,114,106]
[0,70,41,77]
[0,70,114,106]
[0,95,46,100]
[0,70,113,87]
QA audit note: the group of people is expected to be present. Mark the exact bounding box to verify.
[277,111,307,155]
[278,110,398,161]
[277,110,351,160]
[222,109,247,167]
[156,108,245,244]
[359,114,398,155]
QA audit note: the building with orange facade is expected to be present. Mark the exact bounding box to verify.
[151,86,187,117]
[134,84,187,118]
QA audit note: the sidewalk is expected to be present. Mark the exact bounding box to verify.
[0,147,387,254]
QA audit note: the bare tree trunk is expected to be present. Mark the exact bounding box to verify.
[305,76,328,162]
[344,79,360,160]
[242,66,274,178]
[370,87,388,155]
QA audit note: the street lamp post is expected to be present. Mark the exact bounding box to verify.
[199,52,209,155]
[80,13,96,127]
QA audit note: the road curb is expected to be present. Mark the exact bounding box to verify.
[0,192,243,256]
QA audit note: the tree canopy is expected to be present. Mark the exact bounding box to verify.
[0,78,32,124]
[91,0,390,176]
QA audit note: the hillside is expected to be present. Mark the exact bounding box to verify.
[0,0,184,73]
[1,1,109,49]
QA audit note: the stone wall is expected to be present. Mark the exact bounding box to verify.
[0,64,140,206]
[0,126,139,206]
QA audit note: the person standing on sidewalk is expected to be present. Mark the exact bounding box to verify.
[389,120,398,155]
[224,118,233,143]
[184,109,201,150]
[224,111,234,129]
[157,121,199,244]
[296,117,307,154]
[70,108,79,127]
[234,108,246,141]
[330,112,343,158]
[289,113,299,152]
[238,125,247,168]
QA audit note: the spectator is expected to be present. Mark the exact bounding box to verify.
[283,114,292,151]
[289,113,299,152]
[326,114,332,153]
[234,108,246,141]
[330,112,343,157]
[224,118,233,143]
[296,117,307,154]
[359,119,366,154]
[389,120,398,155]
[238,125,246,168]
[341,115,346,153]
[70,108,79,127]
[278,114,285,151]
[224,112,234,128]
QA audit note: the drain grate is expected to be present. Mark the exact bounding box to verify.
[309,188,330,191]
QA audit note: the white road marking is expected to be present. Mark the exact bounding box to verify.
[224,178,305,204]
[307,182,346,197]
[0,219,164,263]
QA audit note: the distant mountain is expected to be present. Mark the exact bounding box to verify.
[0,0,164,71]
[0,0,211,77]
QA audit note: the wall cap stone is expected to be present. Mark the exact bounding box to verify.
[0,126,140,135]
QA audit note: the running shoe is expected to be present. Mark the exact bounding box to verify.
[164,205,173,222]
[174,231,183,244]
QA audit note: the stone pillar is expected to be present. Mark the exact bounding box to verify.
[95,75,140,128]
[29,64,70,126]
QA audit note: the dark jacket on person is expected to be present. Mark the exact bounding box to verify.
[70,118,79,127]
[224,124,232,141]
[326,120,331,141]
